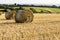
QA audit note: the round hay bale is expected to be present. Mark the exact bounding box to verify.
[15,9,34,23]
[5,12,11,20]
[5,10,16,20]
[15,10,27,23]
[0,13,2,15]
[0,12,3,15]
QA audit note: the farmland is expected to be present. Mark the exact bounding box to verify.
[23,7,60,13]
[0,6,60,13]
[0,13,60,40]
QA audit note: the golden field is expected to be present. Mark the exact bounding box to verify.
[0,13,60,40]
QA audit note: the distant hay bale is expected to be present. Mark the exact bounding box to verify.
[0,14,1,15]
[5,10,16,20]
[15,9,34,23]
[5,12,11,20]
[0,12,3,15]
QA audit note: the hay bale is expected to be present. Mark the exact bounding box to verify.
[0,12,3,15]
[15,10,27,23]
[5,12,11,20]
[5,10,16,20]
[0,13,2,15]
[15,9,34,23]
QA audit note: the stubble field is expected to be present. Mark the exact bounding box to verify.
[0,13,60,40]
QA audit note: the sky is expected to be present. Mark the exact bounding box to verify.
[0,0,60,6]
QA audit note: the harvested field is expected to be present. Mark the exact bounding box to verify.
[0,13,60,40]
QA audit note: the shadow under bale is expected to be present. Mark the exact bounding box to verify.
[15,9,34,23]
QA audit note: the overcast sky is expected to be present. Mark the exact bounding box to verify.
[0,0,60,6]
